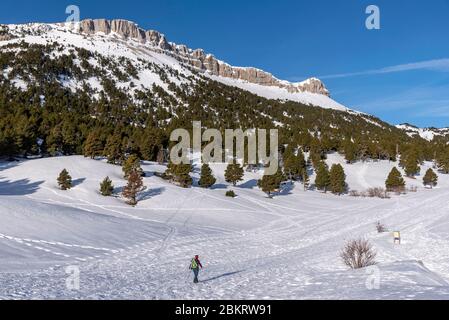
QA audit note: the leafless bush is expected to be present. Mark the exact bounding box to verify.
[367,187,389,199]
[352,188,390,199]
[407,186,418,193]
[340,239,377,269]
[349,190,360,197]
[389,186,406,195]
[376,221,388,233]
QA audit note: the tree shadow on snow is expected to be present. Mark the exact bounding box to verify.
[210,183,227,190]
[72,178,86,187]
[201,270,244,283]
[143,170,155,178]
[0,177,44,196]
[0,158,21,172]
[138,187,165,201]
[277,181,295,196]
[239,179,258,189]
[113,186,124,194]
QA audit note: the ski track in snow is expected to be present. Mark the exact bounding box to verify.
[2,155,449,299]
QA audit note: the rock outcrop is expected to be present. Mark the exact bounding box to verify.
[73,19,330,96]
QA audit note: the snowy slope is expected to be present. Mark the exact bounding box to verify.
[1,156,449,299]
[0,22,350,112]
[1,23,197,101]
[396,124,449,141]
[209,75,349,111]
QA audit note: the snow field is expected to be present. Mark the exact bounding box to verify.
[1,155,449,299]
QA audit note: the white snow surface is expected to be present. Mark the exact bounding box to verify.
[1,155,449,299]
[1,22,351,112]
[209,75,350,111]
[396,124,449,141]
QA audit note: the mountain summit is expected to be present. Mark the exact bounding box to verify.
[1,19,347,111]
[73,19,331,96]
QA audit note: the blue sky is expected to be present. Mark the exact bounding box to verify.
[1,0,449,127]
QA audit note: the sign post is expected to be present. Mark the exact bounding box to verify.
[393,231,401,244]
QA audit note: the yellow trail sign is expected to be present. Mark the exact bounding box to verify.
[393,231,401,244]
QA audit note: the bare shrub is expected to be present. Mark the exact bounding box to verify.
[349,190,360,197]
[376,221,387,233]
[340,239,377,269]
[407,186,418,193]
[391,185,406,195]
[367,187,389,199]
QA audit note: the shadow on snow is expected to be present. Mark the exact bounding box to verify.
[0,177,44,196]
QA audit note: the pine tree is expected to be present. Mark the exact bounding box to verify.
[156,147,166,164]
[83,131,103,159]
[122,154,143,178]
[198,163,216,188]
[283,147,306,181]
[122,170,145,206]
[165,162,193,188]
[257,168,284,198]
[100,176,114,196]
[315,162,330,192]
[225,162,244,186]
[301,168,310,191]
[344,141,357,164]
[283,152,298,181]
[257,174,278,198]
[423,168,438,188]
[57,169,72,190]
[329,164,346,195]
[297,150,306,172]
[104,134,122,164]
[385,167,405,192]
[309,148,324,169]
[403,151,420,177]
[274,167,286,187]
[436,148,449,174]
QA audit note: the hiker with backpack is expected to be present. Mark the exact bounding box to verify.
[189,255,203,283]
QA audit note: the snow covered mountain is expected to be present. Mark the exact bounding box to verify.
[3,19,449,301]
[396,124,449,141]
[0,19,347,111]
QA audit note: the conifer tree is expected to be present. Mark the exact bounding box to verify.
[385,167,405,192]
[310,148,324,169]
[423,168,438,188]
[100,176,114,196]
[57,169,72,190]
[283,147,306,181]
[225,162,244,186]
[104,134,123,164]
[165,161,193,188]
[315,162,330,192]
[283,152,298,181]
[344,141,357,164]
[436,149,449,174]
[257,168,285,198]
[83,131,103,159]
[301,168,310,191]
[156,147,166,164]
[403,152,420,177]
[297,150,306,172]
[329,164,346,195]
[122,154,143,178]
[122,170,145,206]
[198,163,216,188]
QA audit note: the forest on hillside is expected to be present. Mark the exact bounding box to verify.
[1,41,449,174]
